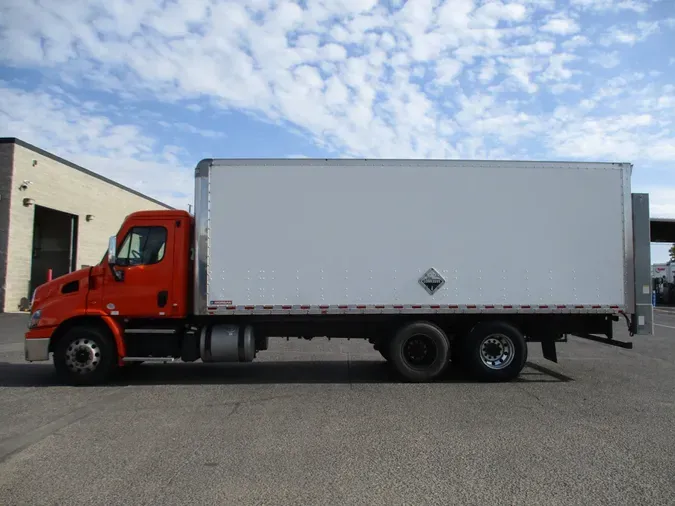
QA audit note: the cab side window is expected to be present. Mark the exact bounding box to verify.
[116,227,167,266]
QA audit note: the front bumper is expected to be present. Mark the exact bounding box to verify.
[25,327,54,362]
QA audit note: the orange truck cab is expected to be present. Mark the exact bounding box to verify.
[25,210,194,384]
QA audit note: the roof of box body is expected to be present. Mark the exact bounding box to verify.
[0,137,172,209]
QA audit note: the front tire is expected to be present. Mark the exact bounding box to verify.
[388,321,450,382]
[54,325,117,386]
[462,321,527,382]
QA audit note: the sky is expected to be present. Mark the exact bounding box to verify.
[0,0,674,261]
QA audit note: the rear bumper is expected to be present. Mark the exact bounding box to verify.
[25,327,54,362]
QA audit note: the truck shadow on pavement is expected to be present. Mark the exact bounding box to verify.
[0,360,573,387]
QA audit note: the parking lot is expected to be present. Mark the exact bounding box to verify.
[1,312,674,505]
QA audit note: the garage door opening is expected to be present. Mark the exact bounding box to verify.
[651,218,675,307]
[30,205,78,295]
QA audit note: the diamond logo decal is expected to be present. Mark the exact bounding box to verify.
[419,267,445,295]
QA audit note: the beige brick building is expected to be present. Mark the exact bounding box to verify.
[0,138,171,312]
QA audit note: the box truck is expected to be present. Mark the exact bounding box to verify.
[25,159,653,385]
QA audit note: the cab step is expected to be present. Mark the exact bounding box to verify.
[122,357,176,363]
[124,329,177,334]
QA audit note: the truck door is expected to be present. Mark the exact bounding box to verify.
[102,220,176,318]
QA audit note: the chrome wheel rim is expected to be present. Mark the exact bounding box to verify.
[479,334,514,370]
[65,338,101,374]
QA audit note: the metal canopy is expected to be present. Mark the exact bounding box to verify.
[650,218,675,243]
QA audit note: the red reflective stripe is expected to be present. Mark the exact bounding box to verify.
[214,303,620,312]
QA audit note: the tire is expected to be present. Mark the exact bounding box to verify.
[53,325,118,386]
[388,321,450,382]
[462,321,527,382]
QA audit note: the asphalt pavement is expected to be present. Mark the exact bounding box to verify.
[0,311,674,505]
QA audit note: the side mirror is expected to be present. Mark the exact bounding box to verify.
[108,236,117,265]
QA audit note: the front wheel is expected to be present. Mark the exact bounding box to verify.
[462,321,527,382]
[54,325,117,386]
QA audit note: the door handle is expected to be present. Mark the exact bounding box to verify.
[157,290,168,308]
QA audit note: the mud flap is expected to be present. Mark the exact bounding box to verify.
[541,339,558,363]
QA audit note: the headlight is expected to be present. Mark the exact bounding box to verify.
[28,310,41,329]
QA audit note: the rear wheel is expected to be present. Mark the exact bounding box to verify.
[388,321,450,382]
[54,325,117,386]
[462,321,527,382]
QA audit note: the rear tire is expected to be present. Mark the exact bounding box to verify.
[54,325,117,386]
[462,321,527,382]
[388,321,450,382]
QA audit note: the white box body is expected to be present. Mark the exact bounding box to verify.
[194,159,632,315]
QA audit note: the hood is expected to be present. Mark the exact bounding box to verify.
[31,267,91,310]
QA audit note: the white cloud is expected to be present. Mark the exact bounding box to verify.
[435,59,463,85]
[562,35,590,50]
[540,53,578,82]
[639,187,675,219]
[321,43,348,61]
[550,82,583,94]
[590,51,621,69]
[547,112,658,161]
[157,121,225,139]
[570,0,650,12]
[472,1,527,28]
[600,21,662,47]
[541,16,580,35]
[477,59,498,83]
